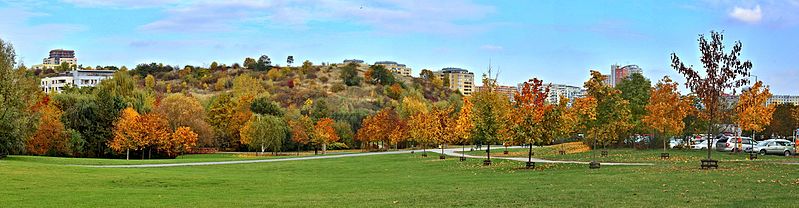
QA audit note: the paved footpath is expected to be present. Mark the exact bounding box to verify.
[83,146,651,168]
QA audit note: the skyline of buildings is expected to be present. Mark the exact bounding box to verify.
[32,49,77,70]
[374,61,412,77]
[609,64,643,87]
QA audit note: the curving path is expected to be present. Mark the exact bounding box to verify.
[80,146,652,168]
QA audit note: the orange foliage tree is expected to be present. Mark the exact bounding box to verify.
[161,126,198,157]
[430,107,454,158]
[314,118,339,154]
[26,96,70,156]
[356,108,400,151]
[509,78,552,166]
[643,76,694,152]
[288,115,314,155]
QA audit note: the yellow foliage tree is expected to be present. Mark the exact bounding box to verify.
[735,81,776,151]
[643,76,693,152]
[109,108,143,160]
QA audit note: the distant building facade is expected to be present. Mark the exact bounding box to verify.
[343,59,365,64]
[476,84,518,101]
[374,61,412,77]
[609,64,643,87]
[434,67,474,96]
[33,49,78,70]
[546,83,585,105]
[767,95,799,106]
[41,70,115,93]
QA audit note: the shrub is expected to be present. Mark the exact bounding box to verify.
[331,83,345,93]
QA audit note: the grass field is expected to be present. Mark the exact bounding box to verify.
[2,148,799,207]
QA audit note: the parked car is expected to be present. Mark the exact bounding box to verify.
[715,136,754,152]
[691,139,718,150]
[753,139,796,156]
[669,138,685,149]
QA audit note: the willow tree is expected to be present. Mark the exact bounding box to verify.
[671,31,752,162]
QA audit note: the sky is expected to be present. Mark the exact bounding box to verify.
[1,0,798,94]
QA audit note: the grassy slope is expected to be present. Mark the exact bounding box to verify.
[2,151,799,207]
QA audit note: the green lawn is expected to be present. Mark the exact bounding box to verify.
[4,151,359,166]
[2,150,799,207]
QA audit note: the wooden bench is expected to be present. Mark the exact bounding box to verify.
[483,160,492,166]
[660,153,670,159]
[558,150,566,155]
[525,162,535,169]
[589,161,601,169]
[700,159,718,169]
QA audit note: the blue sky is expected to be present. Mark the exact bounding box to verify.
[1,0,798,94]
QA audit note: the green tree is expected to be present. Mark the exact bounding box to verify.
[243,57,256,69]
[765,104,797,137]
[0,39,41,157]
[250,96,283,116]
[584,71,632,151]
[340,63,361,86]
[616,73,651,135]
[241,114,287,154]
[365,65,395,85]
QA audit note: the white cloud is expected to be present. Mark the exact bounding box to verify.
[729,5,762,24]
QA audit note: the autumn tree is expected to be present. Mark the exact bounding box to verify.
[365,65,395,85]
[314,118,339,154]
[109,108,143,160]
[470,73,511,164]
[509,78,552,167]
[26,96,70,156]
[155,94,214,147]
[584,70,631,152]
[288,115,313,155]
[671,31,753,163]
[356,108,401,151]
[430,107,454,159]
[643,76,693,153]
[451,97,474,159]
[408,110,435,156]
[735,81,775,151]
[160,127,198,158]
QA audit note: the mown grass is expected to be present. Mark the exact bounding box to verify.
[5,151,359,165]
[1,149,799,207]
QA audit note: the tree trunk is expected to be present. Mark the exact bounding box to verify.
[527,141,533,164]
[261,144,265,154]
[126,148,129,160]
[322,143,327,155]
[486,144,491,162]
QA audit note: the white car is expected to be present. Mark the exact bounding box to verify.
[691,139,718,150]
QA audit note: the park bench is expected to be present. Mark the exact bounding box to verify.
[700,159,718,169]
[660,153,670,159]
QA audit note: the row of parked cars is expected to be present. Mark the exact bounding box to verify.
[689,135,796,156]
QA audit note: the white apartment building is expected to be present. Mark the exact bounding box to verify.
[41,70,115,93]
[375,61,412,77]
[435,67,474,96]
[767,95,799,106]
